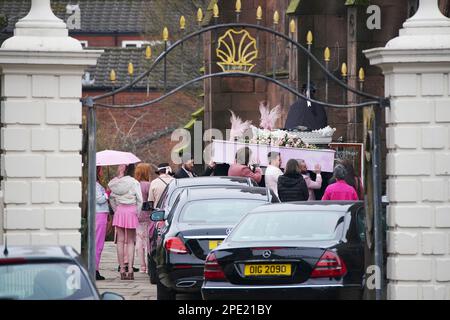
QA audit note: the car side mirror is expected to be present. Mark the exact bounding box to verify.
[151,210,165,222]
[101,292,124,300]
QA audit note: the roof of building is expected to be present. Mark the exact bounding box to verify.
[84,46,202,90]
[0,0,207,34]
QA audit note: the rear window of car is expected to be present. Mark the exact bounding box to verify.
[0,262,95,300]
[179,199,266,224]
[229,211,345,242]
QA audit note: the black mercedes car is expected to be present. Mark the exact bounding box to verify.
[202,201,375,300]
[0,246,123,300]
[150,185,278,300]
[148,176,259,283]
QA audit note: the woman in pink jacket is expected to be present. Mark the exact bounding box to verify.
[322,165,358,201]
[228,147,262,184]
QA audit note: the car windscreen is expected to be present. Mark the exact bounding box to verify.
[179,199,267,224]
[0,262,96,300]
[229,211,345,242]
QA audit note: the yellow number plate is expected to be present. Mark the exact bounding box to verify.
[209,240,222,250]
[244,264,292,276]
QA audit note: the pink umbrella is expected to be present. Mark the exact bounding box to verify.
[96,150,141,166]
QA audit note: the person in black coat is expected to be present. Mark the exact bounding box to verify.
[277,159,309,202]
[284,83,328,131]
[173,152,215,179]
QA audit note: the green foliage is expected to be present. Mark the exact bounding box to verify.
[0,14,8,31]
[287,0,301,14]
[345,0,370,6]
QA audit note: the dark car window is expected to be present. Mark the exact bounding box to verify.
[168,188,183,208]
[0,262,96,300]
[179,199,266,224]
[230,211,345,242]
[356,208,366,242]
[166,192,183,222]
[156,184,170,209]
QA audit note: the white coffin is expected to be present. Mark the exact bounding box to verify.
[211,139,336,173]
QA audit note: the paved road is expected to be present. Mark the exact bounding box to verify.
[96,241,201,300]
[96,241,157,300]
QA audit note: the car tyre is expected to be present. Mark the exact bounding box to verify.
[157,279,176,300]
[148,254,157,284]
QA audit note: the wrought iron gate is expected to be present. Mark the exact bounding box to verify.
[82,5,389,300]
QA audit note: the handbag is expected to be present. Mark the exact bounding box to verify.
[138,204,151,223]
[142,201,152,212]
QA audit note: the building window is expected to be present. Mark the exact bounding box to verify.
[122,41,147,48]
[79,40,88,48]
[121,40,170,48]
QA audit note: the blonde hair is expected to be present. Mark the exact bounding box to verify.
[135,163,151,182]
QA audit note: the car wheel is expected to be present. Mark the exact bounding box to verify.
[157,280,176,300]
[148,254,157,284]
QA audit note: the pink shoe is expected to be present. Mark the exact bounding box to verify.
[140,267,147,273]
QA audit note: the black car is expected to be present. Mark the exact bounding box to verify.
[0,246,123,300]
[150,185,278,300]
[202,201,373,300]
[147,176,259,283]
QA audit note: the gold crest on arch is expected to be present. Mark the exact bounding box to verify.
[216,29,258,73]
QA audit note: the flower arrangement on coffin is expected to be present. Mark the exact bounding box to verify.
[227,103,333,149]
[246,131,318,149]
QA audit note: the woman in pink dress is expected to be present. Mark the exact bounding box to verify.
[134,163,151,273]
[109,164,143,280]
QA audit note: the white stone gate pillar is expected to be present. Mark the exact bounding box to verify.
[365,0,450,299]
[0,0,102,251]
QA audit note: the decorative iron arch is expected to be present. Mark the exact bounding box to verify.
[87,22,388,107]
[83,20,387,300]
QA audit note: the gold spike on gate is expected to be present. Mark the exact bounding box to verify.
[359,67,365,82]
[128,62,134,76]
[213,4,219,18]
[256,6,263,21]
[180,16,186,30]
[197,8,203,23]
[273,11,279,25]
[341,62,348,77]
[306,31,313,45]
[236,0,242,13]
[163,27,169,41]
[290,19,296,34]
[324,47,331,62]
[110,69,116,82]
[145,46,152,60]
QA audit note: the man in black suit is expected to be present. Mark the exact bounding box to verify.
[284,83,328,131]
[174,152,216,179]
